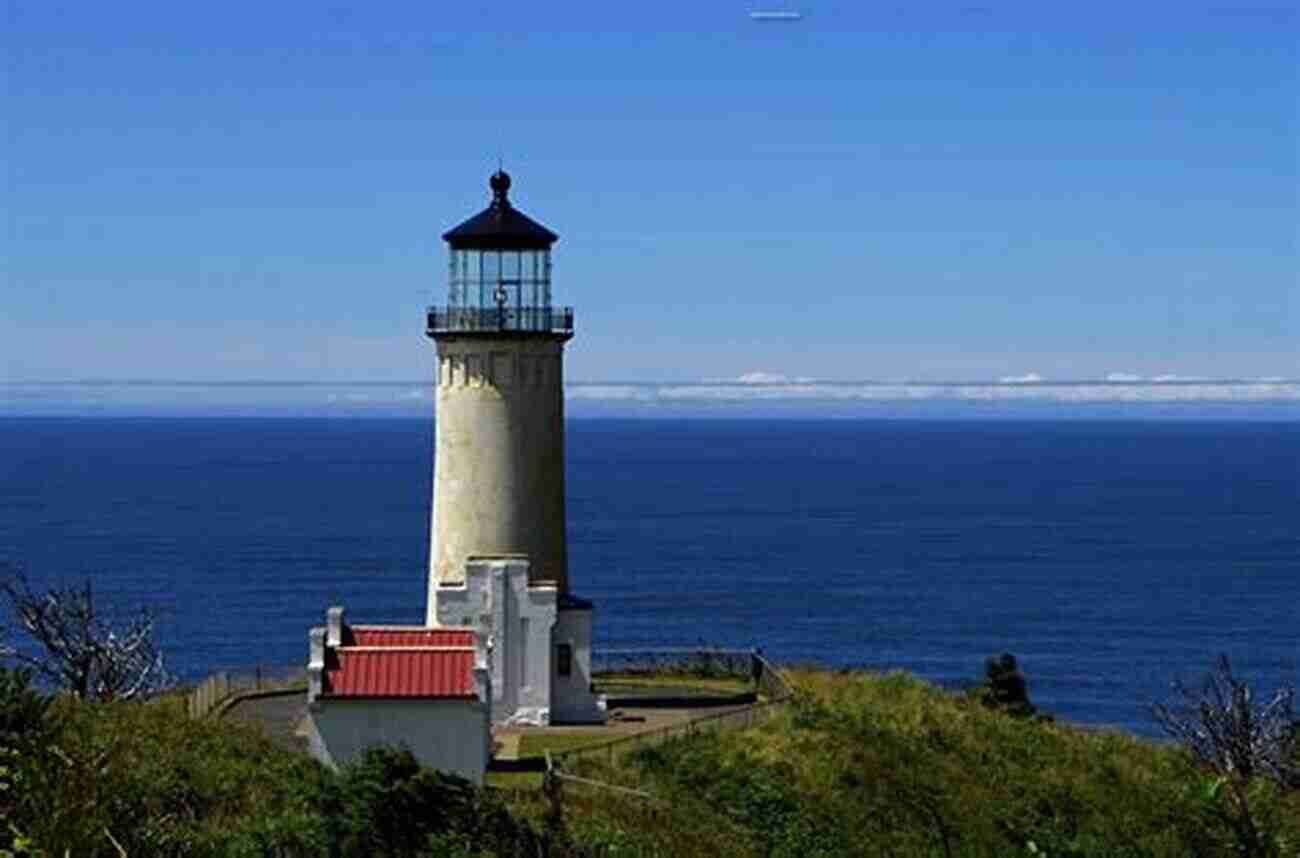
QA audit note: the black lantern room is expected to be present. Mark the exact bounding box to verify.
[427,171,572,338]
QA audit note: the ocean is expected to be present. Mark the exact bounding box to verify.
[1,417,1296,736]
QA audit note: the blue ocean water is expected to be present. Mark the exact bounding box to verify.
[1,417,1296,736]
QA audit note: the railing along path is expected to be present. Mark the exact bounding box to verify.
[546,651,794,798]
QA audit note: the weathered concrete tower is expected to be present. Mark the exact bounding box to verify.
[425,170,572,607]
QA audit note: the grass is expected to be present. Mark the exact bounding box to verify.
[517,732,612,759]
[5,690,327,856]
[594,672,752,695]
[485,769,545,790]
[9,666,1298,857]
[510,668,1300,857]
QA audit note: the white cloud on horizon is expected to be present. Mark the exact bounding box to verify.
[566,379,1300,404]
[735,371,789,384]
[5,377,1299,415]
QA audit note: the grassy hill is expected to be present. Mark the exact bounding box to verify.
[3,666,1296,857]
[517,669,1299,856]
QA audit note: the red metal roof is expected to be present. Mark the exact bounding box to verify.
[323,626,478,699]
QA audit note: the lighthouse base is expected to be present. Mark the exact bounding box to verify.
[552,593,605,724]
[431,556,605,726]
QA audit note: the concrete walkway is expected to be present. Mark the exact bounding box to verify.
[221,687,764,762]
[221,690,311,754]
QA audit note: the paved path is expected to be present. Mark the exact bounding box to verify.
[221,689,762,761]
[497,701,755,744]
[222,690,311,754]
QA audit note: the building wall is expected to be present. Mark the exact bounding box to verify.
[305,698,490,784]
[427,336,569,608]
[551,606,604,723]
[433,557,558,725]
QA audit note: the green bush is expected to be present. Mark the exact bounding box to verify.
[309,746,544,858]
[0,667,56,858]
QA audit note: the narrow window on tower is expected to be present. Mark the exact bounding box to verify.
[556,643,573,677]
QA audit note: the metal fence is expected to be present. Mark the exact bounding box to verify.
[426,306,574,335]
[550,652,793,770]
[592,647,758,680]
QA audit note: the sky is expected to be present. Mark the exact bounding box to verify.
[4,1,1297,410]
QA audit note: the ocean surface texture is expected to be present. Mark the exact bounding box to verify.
[2,417,1296,736]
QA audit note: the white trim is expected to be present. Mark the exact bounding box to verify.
[336,645,476,653]
[349,624,472,631]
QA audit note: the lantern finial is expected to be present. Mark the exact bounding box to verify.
[489,170,511,206]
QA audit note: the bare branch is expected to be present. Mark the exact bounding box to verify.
[1152,654,1298,789]
[1,573,172,701]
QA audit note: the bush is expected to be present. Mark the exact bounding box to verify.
[0,667,55,858]
[979,652,1038,719]
[0,666,53,747]
[311,746,543,858]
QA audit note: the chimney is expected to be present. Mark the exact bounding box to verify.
[326,605,345,647]
[307,627,326,703]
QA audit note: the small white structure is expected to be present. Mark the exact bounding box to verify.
[304,607,492,784]
[433,556,603,725]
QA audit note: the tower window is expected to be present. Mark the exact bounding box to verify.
[556,643,573,677]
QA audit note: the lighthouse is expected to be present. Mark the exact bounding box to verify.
[423,171,603,724]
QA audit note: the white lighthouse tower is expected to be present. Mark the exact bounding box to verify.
[424,171,602,724]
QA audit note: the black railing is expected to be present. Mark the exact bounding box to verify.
[426,306,574,336]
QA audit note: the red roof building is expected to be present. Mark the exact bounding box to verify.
[306,607,492,783]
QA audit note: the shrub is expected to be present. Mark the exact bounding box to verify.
[979,652,1038,719]
[0,666,53,747]
[314,746,542,857]
[0,667,54,858]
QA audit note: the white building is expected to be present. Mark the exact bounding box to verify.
[306,172,603,777]
[304,607,492,783]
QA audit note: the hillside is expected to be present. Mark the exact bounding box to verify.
[3,666,1296,857]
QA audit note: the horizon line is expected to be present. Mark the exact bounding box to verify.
[5,377,1298,388]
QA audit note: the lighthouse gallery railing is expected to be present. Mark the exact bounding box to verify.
[426,306,574,335]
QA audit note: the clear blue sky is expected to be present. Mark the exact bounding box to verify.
[5,1,1296,384]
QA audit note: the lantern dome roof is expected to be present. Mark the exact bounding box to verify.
[442,170,559,250]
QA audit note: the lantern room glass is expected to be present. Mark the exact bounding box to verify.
[449,249,552,325]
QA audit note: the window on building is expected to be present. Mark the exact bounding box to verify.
[556,643,572,677]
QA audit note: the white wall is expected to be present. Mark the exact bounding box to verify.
[434,557,557,725]
[427,336,570,617]
[306,698,490,784]
[551,605,604,724]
